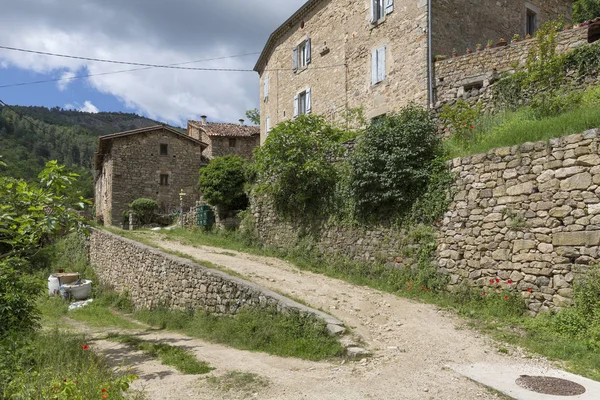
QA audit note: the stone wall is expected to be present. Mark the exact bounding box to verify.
[89,229,344,333]
[433,26,590,113]
[437,129,600,314]
[432,0,572,56]
[257,0,429,143]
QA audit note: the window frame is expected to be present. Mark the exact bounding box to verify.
[294,88,311,118]
[526,9,537,36]
[159,143,168,156]
[293,37,311,72]
[160,174,169,186]
[229,138,237,148]
[371,46,386,85]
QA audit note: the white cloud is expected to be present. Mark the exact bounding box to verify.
[57,71,77,91]
[0,0,307,126]
[63,100,99,113]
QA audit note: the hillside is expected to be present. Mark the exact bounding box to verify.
[0,105,174,197]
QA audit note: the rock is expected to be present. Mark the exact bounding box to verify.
[577,154,600,167]
[560,172,592,191]
[553,231,600,246]
[549,206,572,218]
[555,166,585,179]
[553,294,574,307]
[506,182,536,196]
[513,240,536,252]
[538,243,554,254]
[346,347,370,360]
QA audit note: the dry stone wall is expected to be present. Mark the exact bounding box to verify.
[89,229,344,333]
[437,129,600,314]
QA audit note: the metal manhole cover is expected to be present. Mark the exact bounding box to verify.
[516,375,586,396]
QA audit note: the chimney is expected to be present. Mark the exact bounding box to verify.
[201,115,207,126]
[239,119,245,126]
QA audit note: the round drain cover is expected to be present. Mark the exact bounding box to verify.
[516,375,586,396]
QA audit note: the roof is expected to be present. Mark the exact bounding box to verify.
[94,125,208,169]
[254,0,323,73]
[188,121,260,138]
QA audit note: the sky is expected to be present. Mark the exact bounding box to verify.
[0,0,307,127]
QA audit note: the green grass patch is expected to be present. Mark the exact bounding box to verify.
[0,329,141,399]
[69,301,143,330]
[108,334,213,375]
[444,105,600,159]
[133,307,344,361]
[206,371,269,394]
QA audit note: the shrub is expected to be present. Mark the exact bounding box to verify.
[440,100,482,141]
[573,0,600,24]
[348,104,440,221]
[198,155,248,210]
[128,198,158,225]
[253,115,344,218]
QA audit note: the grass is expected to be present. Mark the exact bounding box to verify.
[133,307,345,361]
[0,329,143,400]
[107,334,213,375]
[444,104,600,159]
[132,227,600,381]
[205,371,269,394]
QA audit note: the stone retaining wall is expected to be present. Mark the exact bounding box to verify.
[89,229,344,333]
[437,129,600,313]
[433,26,590,114]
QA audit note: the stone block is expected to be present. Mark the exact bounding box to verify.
[483,212,504,222]
[553,231,600,246]
[555,166,585,179]
[506,182,536,196]
[513,240,536,252]
[577,154,600,167]
[492,249,510,261]
[560,172,592,191]
[549,205,572,218]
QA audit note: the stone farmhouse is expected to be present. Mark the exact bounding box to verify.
[187,116,260,160]
[254,0,572,143]
[94,125,207,226]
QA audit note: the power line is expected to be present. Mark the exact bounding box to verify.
[0,45,257,72]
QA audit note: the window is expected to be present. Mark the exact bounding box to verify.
[294,88,311,118]
[293,37,311,72]
[371,46,386,84]
[263,74,269,101]
[160,174,169,186]
[371,0,393,23]
[526,9,537,36]
[229,138,237,148]
[160,144,168,155]
[372,114,386,126]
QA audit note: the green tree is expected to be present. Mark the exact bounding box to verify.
[245,108,260,125]
[348,104,440,220]
[573,0,600,23]
[199,155,249,210]
[253,115,343,217]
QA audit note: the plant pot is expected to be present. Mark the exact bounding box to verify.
[496,40,507,47]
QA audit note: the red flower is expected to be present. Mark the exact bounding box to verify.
[504,295,509,300]
[481,293,486,297]
[82,345,89,350]
[420,286,425,291]
[507,279,513,285]
[527,288,532,293]
[102,395,108,399]
[495,278,500,284]
[470,125,475,129]
[489,279,495,284]
[102,389,107,393]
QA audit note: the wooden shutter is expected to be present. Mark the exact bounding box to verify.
[371,49,378,84]
[306,37,312,65]
[306,88,312,114]
[266,116,271,134]
[385,0,394,14]
[377,47,386,82]
[294,95,299,118]
[370,0,377,23]
[264,74,269,101]
[293,47,298,72]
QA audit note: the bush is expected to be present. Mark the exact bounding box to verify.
[199,155,248,210]
[128,198,158,225]
[0,259,42,338]
[253,115,344,218]
[348,104,440,221]
[573,0,600,24]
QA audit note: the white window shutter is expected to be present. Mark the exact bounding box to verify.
[377,47,386,82]
[264,75,269,101]
[385,0,394,14]
[266,116,271,134]
[294,95,299,118]
[293,47,298,72]
[306,37,312,64]
[306,88,312,114]
[371,49,378,84]
[370,0,377,23]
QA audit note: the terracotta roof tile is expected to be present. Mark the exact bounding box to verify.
[189,121,260,137]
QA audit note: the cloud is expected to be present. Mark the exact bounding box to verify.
[0,0,307,125]
[57,71,77,91]
[64,100,99,113]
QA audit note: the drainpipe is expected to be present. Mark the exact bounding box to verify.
[427,0,434,109]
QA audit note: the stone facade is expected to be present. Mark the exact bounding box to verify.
[89,229,344,333]
[187,119,260,160]
[437,129,600,314]
[432,0,572,56]
[255,0,572,142]
[255,0,430,143]
[434,26,590,113]
[94,126,206,226]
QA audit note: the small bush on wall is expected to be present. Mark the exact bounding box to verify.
[198,155,249,210]
[348,104,441,221]
[253,115,344,218]
[128,198,158,225]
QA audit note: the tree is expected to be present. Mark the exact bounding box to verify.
[245,108,260,125]
[573,0,600,23]
[198,155,249,210]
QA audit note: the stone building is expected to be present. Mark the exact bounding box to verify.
[187,116,260,160]
[94,125,207,226]
[254,0,571,143]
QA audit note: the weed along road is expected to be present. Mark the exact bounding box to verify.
[136,236,560,400]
